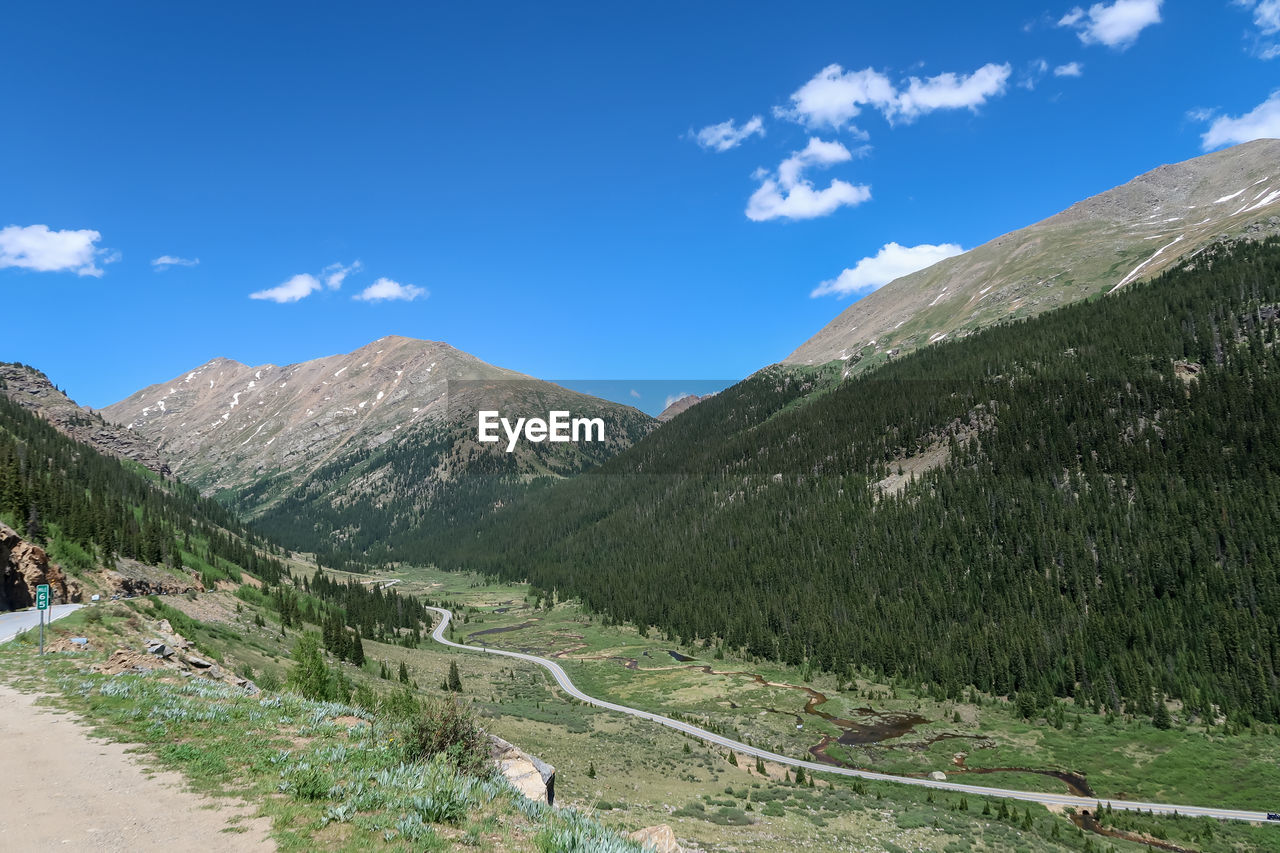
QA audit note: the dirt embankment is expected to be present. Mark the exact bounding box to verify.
[0,683,273,851]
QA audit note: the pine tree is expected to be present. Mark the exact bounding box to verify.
[447,660,462,692]
[350,634,365,666]
[1152,694,1172,730]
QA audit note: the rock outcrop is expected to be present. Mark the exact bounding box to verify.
[90,620,258,693]
[0,523,80,611]
[102,559,202,597]
[629,824,684,852]
[488,734,555,805]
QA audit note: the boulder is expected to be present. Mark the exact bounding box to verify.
[629,824,683,853]
[0,523,80,611]
[929,770,947,781]
[488,734,555,805]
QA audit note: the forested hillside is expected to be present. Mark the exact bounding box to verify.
[429,239,1280,724]
[245,398,654,568]
[0,384,287,589]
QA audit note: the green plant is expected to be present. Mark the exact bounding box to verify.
[405,696,490,775]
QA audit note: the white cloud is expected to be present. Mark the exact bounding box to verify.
[0,225,114,277]
[694,116,765,152]
[776,137,857,185]
[1200,90,1280,150]
[250,273,323,303]
[1234,1,1280,57]
[810,241,965,298]
[776,64,896,130]
[893,63,1012,121]
[747,180,871,221]
[1019,59,1050,90]
[1237,0,1280,34]
[353,277,426,302]
[629,389,641,399]
[779,61,1012,129]
[1054,61,1085,77]
[1058,0,1162,49]
[746,137,871,222]
[322,260,361,289]
[151,255,199,270]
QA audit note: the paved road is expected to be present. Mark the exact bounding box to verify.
[0,604,83,644]
[427,606,1276,825]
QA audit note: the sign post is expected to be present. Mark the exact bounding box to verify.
[36,584,49,656]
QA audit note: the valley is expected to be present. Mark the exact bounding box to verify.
[5,139,1280,852]
[10,564,1279,852]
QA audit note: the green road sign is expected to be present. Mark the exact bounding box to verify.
[35,584,49,610]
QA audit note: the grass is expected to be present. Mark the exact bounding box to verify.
[335,569,1277,851]
[11,569,1280,852]
[0,613,644,852]
[426,572,1280,813]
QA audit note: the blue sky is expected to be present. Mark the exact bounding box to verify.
[2,1,1278,415]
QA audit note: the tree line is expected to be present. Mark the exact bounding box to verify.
[421,239,1280,724]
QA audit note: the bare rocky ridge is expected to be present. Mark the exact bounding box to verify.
[656,394,706,422]
[787,139,1280,370]
[102,337,655,525]
[0,363,172,477]
[103,337,522,496]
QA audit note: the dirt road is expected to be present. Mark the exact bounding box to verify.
[0,683,274,852]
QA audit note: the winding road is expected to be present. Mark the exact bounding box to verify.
[426,606,1276,825]
[0,604,83,644]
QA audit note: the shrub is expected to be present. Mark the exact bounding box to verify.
[288,633,334,701]
[405,697,490,775]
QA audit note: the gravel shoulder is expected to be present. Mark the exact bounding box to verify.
[0,682,274,852]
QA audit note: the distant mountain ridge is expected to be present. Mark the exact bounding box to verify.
[657,393,709,422]
[0,363,172,477]
[103,336,655,562]
[788,138,1280,370]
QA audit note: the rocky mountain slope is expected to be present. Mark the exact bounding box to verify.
[787,138,1280,370]
[656,394,708,422]
[0,363,171,476]
[103,336,655,560]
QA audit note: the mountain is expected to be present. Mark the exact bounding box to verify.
[656,393,708,422]
[787,138,1280,370]
[429,238,1280,723]
[0,380,291,608]
[0,363,172,477]
[103,336,655,564]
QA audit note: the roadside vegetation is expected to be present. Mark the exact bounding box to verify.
[1,602,642,852]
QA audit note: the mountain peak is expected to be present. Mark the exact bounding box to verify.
[101,338,653,512]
